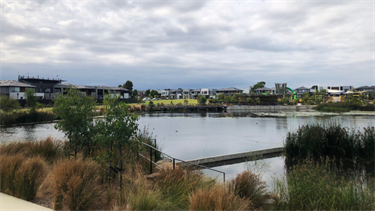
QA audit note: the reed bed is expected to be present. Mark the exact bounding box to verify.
[273,159,375,210]
[284,124,375,163]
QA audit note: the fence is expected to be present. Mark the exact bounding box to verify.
[139,140,226,184]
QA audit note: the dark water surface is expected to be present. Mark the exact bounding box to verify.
[1,112,374,188]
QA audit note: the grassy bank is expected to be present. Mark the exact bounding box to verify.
[0,111,56,126]
[314,102,375,112]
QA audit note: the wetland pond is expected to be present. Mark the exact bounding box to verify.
[1,111,374,189]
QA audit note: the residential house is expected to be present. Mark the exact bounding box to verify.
[182,89,192,99]
[200,88,217,98]
[191,89,201,99]
[0,80,42,99]
[216,87,243,95]
[295,86,310,98]
[254,87,272,95]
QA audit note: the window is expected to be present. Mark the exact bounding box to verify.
[11,87,20,92]
[45,88,51,93]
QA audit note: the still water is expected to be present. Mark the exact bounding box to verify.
[1,112,374,187]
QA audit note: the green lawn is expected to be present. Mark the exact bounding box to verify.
[143,99,198,106]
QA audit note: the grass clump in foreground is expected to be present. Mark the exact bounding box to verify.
[0,154,46,201]
[273,159,375,210]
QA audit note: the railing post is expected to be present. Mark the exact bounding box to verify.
[150,147,153,174]
[173,158,175,170]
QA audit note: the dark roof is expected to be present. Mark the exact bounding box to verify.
[356,86,371,89]
[0,80,36,88]
[295,86,309,90]
[217,87,243,91]
[255,87,271,91]
[54,83,128,91]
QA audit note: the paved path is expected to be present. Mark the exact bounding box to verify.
[0,193,52,211]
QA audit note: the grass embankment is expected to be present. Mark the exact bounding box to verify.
[143,99,198,106]
[0,111,56,126]
[314,102,375,112]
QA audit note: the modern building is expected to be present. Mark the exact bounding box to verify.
[216,87,243,95]
[318,85,354,96]
[356,86,375,92]
[182,89,192,99]
[200,88,217,98]
[191,89,201,99]
[16,75,130,100]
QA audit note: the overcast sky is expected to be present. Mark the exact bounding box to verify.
[1,0,374,90]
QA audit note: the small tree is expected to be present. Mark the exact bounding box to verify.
[150,90,158,98]
[95,95,139,187]
[250,81,266,93]
[132,89,138,97]
[0,95,21,113]
[25,89,37,113]
[197,95,207,105]
[53,87,97,158]
[145,89,151,97]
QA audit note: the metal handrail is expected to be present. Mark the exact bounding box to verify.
[138,153,167,172]
[140,141,226,184]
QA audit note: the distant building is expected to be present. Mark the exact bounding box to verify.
[294,86,310,98]
[216,87,243,95]
[0,80,43,99]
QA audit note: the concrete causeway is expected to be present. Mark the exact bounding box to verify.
[180,147,284,168]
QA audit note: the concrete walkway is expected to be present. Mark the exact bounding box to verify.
[0,193,52,211]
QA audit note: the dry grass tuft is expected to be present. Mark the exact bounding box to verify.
[0,154,47,201]
[0,137,64,162]
[189,184,253,211]
[229,170,274,209]
[52,159,103,210]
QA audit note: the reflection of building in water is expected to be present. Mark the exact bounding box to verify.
[276,117,288,130]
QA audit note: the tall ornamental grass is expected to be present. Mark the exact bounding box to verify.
[0,154,47,201]
[52,159,103,210]
[0,137,63,161]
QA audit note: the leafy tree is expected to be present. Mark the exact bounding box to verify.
[132,89,138,97]
[123,80,133,92]
[145,89,151,97]
[197,95,207,105]
[184,99,188,105]
[250,81,266,93]
[53,87,97,158]
[0,95,21,113]
[302,92,310,103]
[148,100,155,112]
[25,89,38,113]
[95,95,139,187]
[150,90,158,98]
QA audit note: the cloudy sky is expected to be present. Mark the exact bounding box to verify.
[1,0,373,90]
